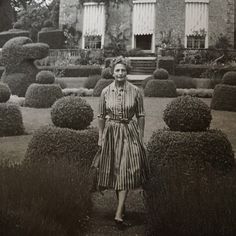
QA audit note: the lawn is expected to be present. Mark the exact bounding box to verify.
[0,97,235,163]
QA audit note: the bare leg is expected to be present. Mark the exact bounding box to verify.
[115,190,128,221]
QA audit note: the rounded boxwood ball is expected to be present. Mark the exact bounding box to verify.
[25,84,63,108]
[36,70,55,84]
[51,96,94,130]
[93,79,114,97]
[0,103,24,137]
[25,125,99,165]
[163,95,212,132]
[153,68,169,80]
[144,79,177,97]
[222,71,236,86]
[0,82,11,102]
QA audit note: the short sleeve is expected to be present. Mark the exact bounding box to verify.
[135,88,145,118]
[97,90,106,119]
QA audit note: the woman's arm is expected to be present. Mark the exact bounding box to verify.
[98,118,105,146]
[137,116,145,141]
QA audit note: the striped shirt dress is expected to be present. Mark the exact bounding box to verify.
[95,80,150,190]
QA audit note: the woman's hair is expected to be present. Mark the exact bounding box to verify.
[110,56,131,74]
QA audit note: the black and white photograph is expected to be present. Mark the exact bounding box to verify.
[0,0,236,235]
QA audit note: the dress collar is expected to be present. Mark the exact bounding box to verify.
[111,80,128,92]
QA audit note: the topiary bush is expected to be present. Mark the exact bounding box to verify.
[144,80,177,97]
[51,96,94,130]
[141,75,153,89]
[153,68,169,80]
[37,30,65,49]
[25,125,98,166]
[163,96,212,132]
[0,103,24,136]
[54,78,67,89]
[84,74,101,89]
[211,84,236,112]
[25,84,63,108]
[1,37,49,97]
[145,95,236,236]
[170,75,196,89]
[158,56,175,75]
[222,71,236,86]
[36,70,55,84]
[93,79,114,97]
[145,129,235,236]
[0,29,30,48]
[0,82,11,102]
[101,67,114,79]
[0,159,92,235]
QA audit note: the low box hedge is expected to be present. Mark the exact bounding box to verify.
[38,65,102,77]
[175,64,208,77]
[38,30,65,49]
[0,29,30,47]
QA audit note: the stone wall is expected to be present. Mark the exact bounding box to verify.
[105,1,133,50]
[59,0,235,49]
[155,0,185,47]
[208,0,234,47]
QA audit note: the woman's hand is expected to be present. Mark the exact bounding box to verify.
[98,136,102,146]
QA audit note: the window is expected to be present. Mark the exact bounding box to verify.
[132,0,156,52]
[187,35,205,49]
[84,35,102,49]
[82,2,105,49]
[185,0,209,48]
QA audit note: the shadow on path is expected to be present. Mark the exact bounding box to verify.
[85,189,147,236]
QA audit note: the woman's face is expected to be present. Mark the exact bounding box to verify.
[113,63,127,82]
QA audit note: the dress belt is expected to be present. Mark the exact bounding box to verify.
[107,117,132,124]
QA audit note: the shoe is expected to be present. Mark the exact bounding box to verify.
[114,219,132,230]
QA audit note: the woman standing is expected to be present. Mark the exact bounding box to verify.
[95,56,149,228]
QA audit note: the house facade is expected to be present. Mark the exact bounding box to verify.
[59,0,235,52]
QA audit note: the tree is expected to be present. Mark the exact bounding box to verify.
[0,0,14,32]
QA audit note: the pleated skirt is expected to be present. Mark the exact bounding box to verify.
[96,119,150,190]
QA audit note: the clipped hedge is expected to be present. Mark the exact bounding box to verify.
[144,80,177,97]
[25,125,98,166]
[38,65,102,77]
[0,103,24,137]
[84,74,101,89]
[177,88,213,98]
[0,29,29,48]
[0,159,92,235]
[170,75,196,89]
[141,76,153,89]
[36,70,55,84]
[158,56,175,75]
[163,96,212,132]
[1,37,49,97]
[101,67,114,79]
[145,129,235,236]
[38,30,65,49]
[175,64,208,77]
[222,71,236,86]
[25,84,63,108]
[153,68,169,80]
[93,79,114,97]
[211,84,236,112]
[51,96,94,130]
[0,82,11,102]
